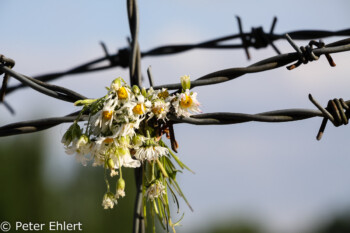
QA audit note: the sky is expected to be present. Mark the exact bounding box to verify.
[2,1,350,233]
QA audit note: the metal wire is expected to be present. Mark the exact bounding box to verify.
[4,18,350,97]
[2,5,350,233]
[1,36,350,138]
[154,37,350,91]
[0,111,87,136]
[0,96,347,140]
[0,64,87,103]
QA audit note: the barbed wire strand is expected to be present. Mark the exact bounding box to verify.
[0,98,347,140]
[154,37,350,91]
[0,111,87,136]
[0,63,86,103]
[1,4,350,233]
[4,20,350,97]
[2,35,348,107]
[1,36,350,136]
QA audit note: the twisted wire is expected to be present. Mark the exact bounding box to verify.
[4,19,350,97]
[1,36,350,138]
[0,54,16,113]
[309,94,350,140]
[285,34,335,70]
[153,37,350,91]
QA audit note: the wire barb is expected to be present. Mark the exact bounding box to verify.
[309,94,350,140]
[236,16,251,60]
[0,54,15,100]
[147,66,154,87]
[100,41,114,65]
[236,16,281,60]
[0,54,16,114]
[285,34,336,70]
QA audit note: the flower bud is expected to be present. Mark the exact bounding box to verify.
[145,138,155,147]
[141,87,147,97]
[107,158,115,170]
[116,178,126,198]
[111,77,122,91]
[117,147,129,156]
[61,123,81,146]
[118,136,130,146]
[71,123,82,139]
[61,130,73,146]
[117,178,125,191]
[132,134,144,147]
[74,98,97,106]
[180,75,191,90]
[132,85,140,95]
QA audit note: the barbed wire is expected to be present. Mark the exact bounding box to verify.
[0,35,350,141]
[4,17,350,98]
[2,3,350,232]
[1,37,349,107]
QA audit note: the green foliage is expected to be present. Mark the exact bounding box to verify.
[0,135,135,233]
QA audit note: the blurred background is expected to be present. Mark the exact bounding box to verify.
[1,1,350,232]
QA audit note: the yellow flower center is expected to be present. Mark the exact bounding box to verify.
[158,90,169,99]
[103,138,114,144]
[103,110,113,120]
[152,106,164,115]
[133,104,145,115]
[117,87,128,99]
[180,95,192,108]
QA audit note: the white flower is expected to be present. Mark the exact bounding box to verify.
[134,145,168,161]
[110,170,119,177]
[92,136,140,169]
[102,193,117,209]
[173,89,201,117]
[91,137,115,167]
[152,88,173,101]
[148,99,170,121]
[115,136,140,168]
[113,146,141,169]
[90,97,118,134]
[109,77,133,101]
[146,181,166,201]
[115,101,136,120]
[110,121,140,138]
[117,189,125,198]
[117,86,132,101]
[131,95,151,116]
[65,135,91,166]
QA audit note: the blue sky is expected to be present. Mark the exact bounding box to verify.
[2,1,350,232]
